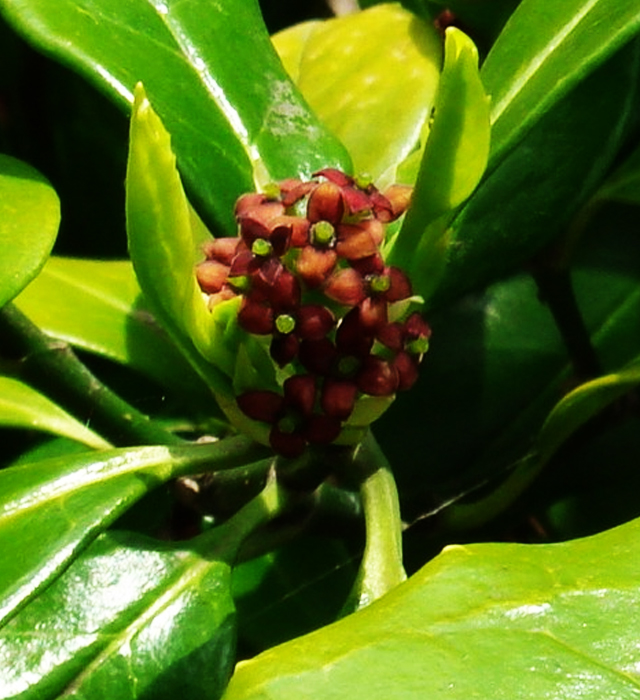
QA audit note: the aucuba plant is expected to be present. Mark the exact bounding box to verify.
[3,0,640,698]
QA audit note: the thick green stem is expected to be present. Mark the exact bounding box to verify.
[0,303,185,446]
[341,432,406,615]
[194,467,291,561]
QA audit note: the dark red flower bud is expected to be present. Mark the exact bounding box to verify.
[296,246,338,288]
[377,321,405,351]
[341,186,372,215]
[323,268,366,306]
[336,307,374,357]
[358,297,387,333]
[321,379,358,420]
[202,237,240,265]
[393,351,420,391]
[304,414,342,444]
[357,356,399,397]
[238,297,274,335]
[196,260,230,294]
[335,223,379,260]
[307,181,345,224]
[313,168,352,187]
[270,333,299,367]
[237,390,284,423]
[384,267,413,302]
[270,428,307,459]
[284,374,316,416]
[296,304,336,340]
[299,338,337,376]
[381,184,413,221]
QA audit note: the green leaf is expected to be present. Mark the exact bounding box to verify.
[0,436,266,628]
[0,0,351,233]
[536,358,640,467]
[387,27,490,300]
[482,0,640,170]
[0,376,110,449]
[0,531,235,700]
[272,4,441,183]
[376,221,640,509]
[431,37,640,306]
[126,85,237,399]
[595,142,640,206]
[233,536,356,655]
[0,154,59,308]
[13,256,211,401]
[223,516,640,699]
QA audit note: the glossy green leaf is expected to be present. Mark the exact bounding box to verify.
[387,27,490,300]
[376,221,640,510]
[0,436,266,628]
[482,0,640,169]
[224,516,640,699]
[0,530,236,700]
[0,474,285,699]
[0,154,59,308]
[272,4,441,183]
[0,0,351,234]
[431,37,640,306]
[13,256,210,401]
[536,358,640,466]
[595,142,640,206]
[0,376,110,449]
[233,536,356,655]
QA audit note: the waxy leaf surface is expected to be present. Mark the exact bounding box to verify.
[0,531,236,700]
[388,27,490,300]
[0,436,264,628]
[0,376,109,449]
[0,0,350,234]
[482,0,640,169]
[224,516,640,699]
[273,4,441,184]
[432,37,640,305]
[13,256,210,401]
[0,155,59,308]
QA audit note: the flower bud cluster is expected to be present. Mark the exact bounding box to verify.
[196,169,430,457]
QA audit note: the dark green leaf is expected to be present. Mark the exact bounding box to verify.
[596,142,640,206]
[0,436,266,627]
[233,537,356,654]
[13,256,211,401]
[0,0,351,234]
[432,38,640,306]
[223,516,640,699]
[0,154,59,307]
[482,0,640,170]
[376,221,640,510]
[0,376,109,448]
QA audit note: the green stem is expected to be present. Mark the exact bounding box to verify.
[0,303,185,446]
[194,467,290,561]
[341,432,406,615]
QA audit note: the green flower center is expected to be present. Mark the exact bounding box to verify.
[337,355,360,378]
[370,274,391,294]
[275,314,296,335]
[252,238,273,257]
[311,221,336,247]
